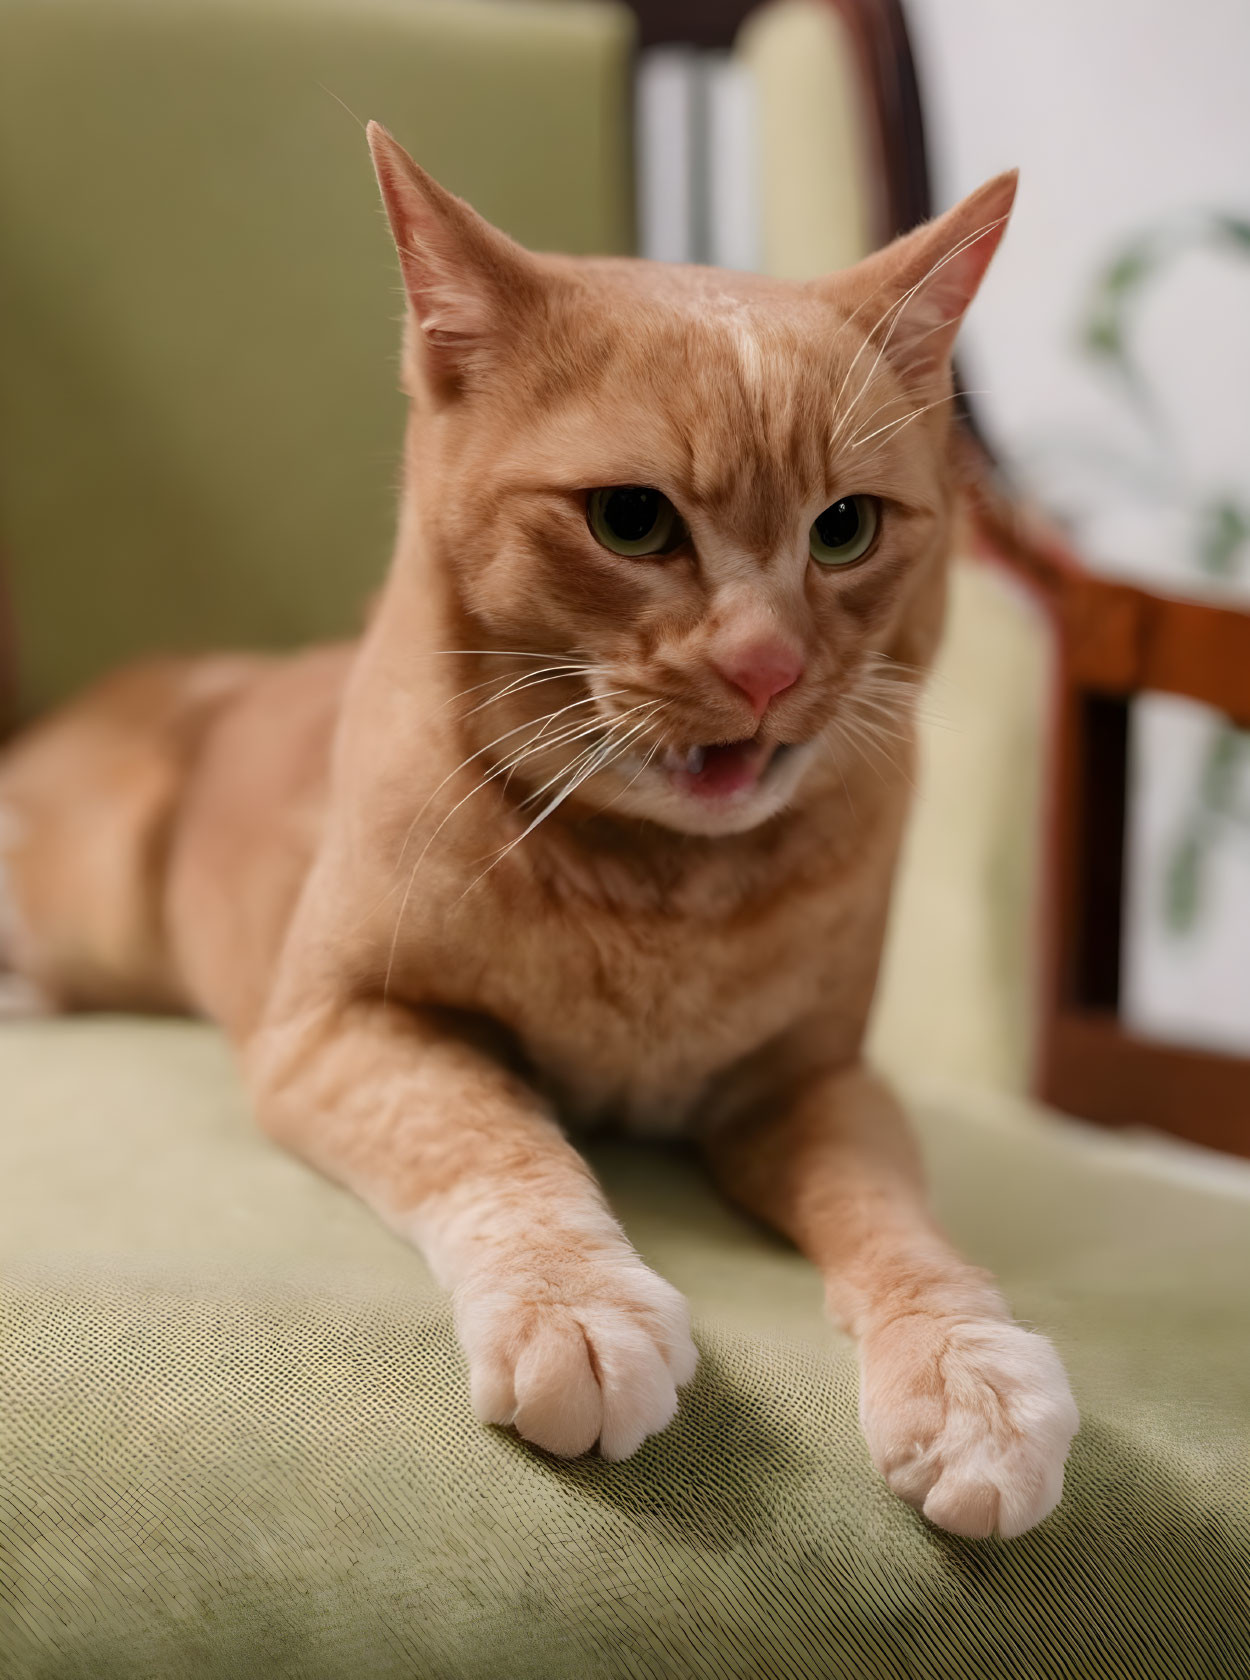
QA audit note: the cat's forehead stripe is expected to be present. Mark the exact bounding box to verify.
[727,316,764,398]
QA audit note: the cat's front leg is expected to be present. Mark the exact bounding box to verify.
[705,1058,1078,1538]
[246,997,696,1460]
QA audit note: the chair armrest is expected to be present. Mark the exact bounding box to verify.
[968,467,1250,727]
[962,449,1250,1156]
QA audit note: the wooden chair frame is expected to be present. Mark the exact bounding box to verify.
[970,479,1250,1155]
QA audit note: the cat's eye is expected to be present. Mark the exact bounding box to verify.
[587,486,683,557]
[809,495,879,567]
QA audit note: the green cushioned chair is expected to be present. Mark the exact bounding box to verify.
[2,3,1248,1676]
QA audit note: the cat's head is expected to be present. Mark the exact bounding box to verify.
[369,125,1014,838]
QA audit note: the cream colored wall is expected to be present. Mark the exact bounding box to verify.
[867,555,1050,1093]
[735,0,871,280]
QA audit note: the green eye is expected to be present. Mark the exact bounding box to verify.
[809,495,879,567]
[587,486,682,557]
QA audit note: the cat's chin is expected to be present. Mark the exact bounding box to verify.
[596,739,818,837]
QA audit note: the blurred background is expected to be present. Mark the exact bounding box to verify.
[905,0,1250,1064]
[0,0,1246,1151]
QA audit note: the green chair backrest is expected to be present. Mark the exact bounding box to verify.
[0,0,634,714]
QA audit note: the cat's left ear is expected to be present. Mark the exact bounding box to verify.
[829,170,1018,390]
[367,122,538,403]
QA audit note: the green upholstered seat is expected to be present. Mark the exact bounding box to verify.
[3,1018,1248,1678]
[3,0,1250,1674]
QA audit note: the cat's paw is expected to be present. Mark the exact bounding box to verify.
[455,1252,698,1461]
[858,1312,1078,1539]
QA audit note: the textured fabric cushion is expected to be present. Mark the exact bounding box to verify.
[0,0,634,715]
[2,1018,1248,1678]
[737,0,873,279]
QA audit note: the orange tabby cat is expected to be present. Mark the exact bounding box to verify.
[0,127,1077,1537]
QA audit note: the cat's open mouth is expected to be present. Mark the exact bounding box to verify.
[660,738,788,801]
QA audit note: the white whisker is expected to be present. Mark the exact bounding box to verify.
[414,649,594,663]
[596,734,667,814]
[826,715,888,785]
[457,708,666,902]
[841,703,919,795]
[381,697,666,996]
[850,390,987,451]
[392,689,622,874]
[516,701,665,811]
[462,664,593,719]
[829,214,1009,451]
[819,733,858,822]
[380,696,620,999]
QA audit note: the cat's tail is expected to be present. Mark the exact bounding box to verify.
[0,656,268,1014]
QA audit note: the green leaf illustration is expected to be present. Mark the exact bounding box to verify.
[1196,500,1250,577]
[1165,830,1203,934]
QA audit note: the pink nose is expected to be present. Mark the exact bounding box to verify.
[714,639,804,718]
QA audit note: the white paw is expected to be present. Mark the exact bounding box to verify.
[455,1253,697,1461]
[858,1313,1079,1539]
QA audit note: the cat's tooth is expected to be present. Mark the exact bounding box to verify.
[661,746,707,776]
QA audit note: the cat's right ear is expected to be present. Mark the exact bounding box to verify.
[367,123,536,404]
